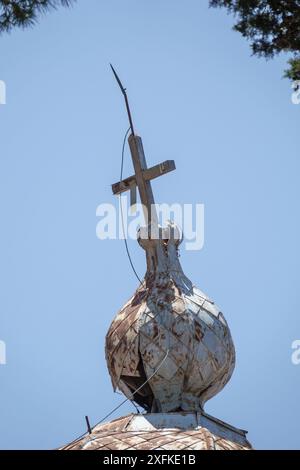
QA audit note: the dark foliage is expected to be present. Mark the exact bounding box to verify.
[210,1,300,81]
[0,0,74,33]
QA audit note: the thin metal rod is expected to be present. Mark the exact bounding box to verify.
[110,64,135,136]
[85,415,92,435]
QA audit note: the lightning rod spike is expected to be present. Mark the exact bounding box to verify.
[110,64,135,136]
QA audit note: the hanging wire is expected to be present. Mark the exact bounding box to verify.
[119,127,144,286]
[61,349,169,450]
[115,390,141,414]
[94,349,169,427]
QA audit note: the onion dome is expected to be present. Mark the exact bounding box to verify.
[105,223,235,413]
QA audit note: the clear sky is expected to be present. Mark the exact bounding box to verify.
[0,0,299,450]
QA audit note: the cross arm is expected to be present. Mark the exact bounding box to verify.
[111,160,176,196]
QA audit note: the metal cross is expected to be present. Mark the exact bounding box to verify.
[110,65,176,227]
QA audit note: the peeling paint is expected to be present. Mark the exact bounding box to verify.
[105,222,235,413]
[61,412,251,451]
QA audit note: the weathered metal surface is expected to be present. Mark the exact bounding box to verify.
[112,160,176,195]
[60,75,251,451]
[105,222,235,413]
[61,412,252,451]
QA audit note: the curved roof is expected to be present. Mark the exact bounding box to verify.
[61,412,252,451]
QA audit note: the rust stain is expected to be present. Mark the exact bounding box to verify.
[194,322,203,342]
[105,223,235,413]
[61,413,251,451]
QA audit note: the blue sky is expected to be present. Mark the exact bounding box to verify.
[0,0,299,450]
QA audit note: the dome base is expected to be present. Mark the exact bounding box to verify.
[61,411,252,450]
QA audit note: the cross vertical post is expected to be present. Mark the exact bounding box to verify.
[128,134,157,227]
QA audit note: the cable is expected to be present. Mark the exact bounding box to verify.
[119,127,144,286]
[95,349,169,427]
[61,349,169,450]
[120,127,130,181]
[115,390,141,414]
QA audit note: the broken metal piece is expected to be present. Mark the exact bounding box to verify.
[85,415,92,435]
[110,64,135,136]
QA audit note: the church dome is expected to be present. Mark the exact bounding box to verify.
[105,223,235,413]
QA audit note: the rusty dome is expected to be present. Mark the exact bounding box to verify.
[105,223,235,413]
